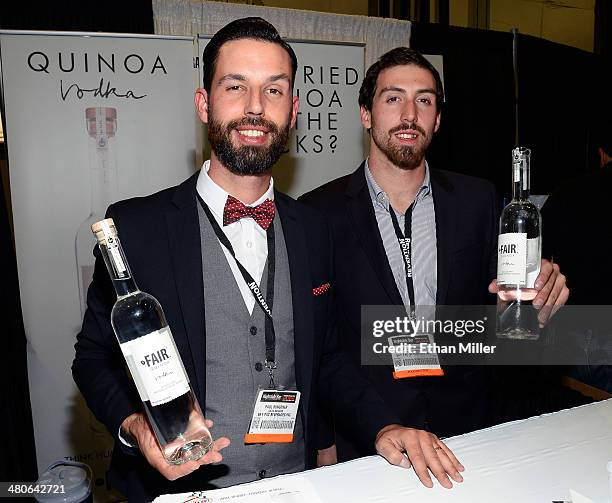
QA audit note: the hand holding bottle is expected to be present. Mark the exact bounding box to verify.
[489,258,568,326]
[121,412,230,480]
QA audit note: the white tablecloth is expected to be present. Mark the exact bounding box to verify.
[157,399,612,502]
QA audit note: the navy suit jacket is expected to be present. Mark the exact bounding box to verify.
[72,172,399,501]
[300,163,500,451]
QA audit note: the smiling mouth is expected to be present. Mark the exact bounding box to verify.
[236,129,267,138]
[395,132,418,139]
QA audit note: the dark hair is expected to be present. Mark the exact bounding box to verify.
[358,47,445,112]
[202,17,298,93]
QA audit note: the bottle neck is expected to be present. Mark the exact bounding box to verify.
[512,156,531,201]
[98,236,139,298]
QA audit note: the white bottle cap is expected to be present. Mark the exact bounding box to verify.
[91,218,118,246]
[91,218,114,235]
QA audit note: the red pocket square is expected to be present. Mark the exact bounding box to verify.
[312,283,331,296]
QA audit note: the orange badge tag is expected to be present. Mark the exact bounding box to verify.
[244,390,300,444]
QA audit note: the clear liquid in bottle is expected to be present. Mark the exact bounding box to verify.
[496,147,542,339]
[92,218,213,464]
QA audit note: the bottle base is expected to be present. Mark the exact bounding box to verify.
[496,327,540,340]
[496,297,540,341]
[166,436,214,465]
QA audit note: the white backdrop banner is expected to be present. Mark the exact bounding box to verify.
[197,37,365,197]
[0,31,197,501]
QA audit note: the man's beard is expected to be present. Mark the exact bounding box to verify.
[372,122,431,170]
[207,112,290,176]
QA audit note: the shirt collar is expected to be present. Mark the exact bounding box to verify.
[365,158,431,212]
[196,160,275,223]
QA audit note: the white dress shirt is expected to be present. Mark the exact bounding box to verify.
[196,160,274,315]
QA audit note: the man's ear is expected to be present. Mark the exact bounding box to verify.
[289,95,300,129]
[434,111,441,133]
[195,88,209,124]
[360,106,371,130]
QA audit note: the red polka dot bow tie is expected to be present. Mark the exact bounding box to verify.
[223,194,275,230]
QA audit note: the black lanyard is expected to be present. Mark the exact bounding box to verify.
[389,203,416,320]
[197,194,278,387]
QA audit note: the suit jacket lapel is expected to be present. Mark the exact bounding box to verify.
[165,172,206,402]
[345,163,404,305]
[431,169,455,305]
[275,192,313,433]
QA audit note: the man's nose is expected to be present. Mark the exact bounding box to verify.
[245,89,264,116]
[400,101,417,124]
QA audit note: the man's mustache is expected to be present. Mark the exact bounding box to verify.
[226,116,279,134]
[388,123,426,136]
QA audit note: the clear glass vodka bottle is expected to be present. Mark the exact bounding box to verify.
[496,147,542,339]
[76,107,119,317]
[91,218,213,464]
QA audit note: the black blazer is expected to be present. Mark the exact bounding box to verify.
[72,172,399,501]
[300,163,499,448]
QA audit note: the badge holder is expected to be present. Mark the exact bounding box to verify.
[244,370,301,444]
[389,333,444,379]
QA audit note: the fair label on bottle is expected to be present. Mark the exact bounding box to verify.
[497,233,528,286]
[120,327,190,406]
[244,390,301,444]
[525,237,541,288]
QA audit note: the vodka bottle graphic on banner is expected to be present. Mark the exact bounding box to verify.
[496,147,542,339]
[91,219,214,464]
[76,107,119,317]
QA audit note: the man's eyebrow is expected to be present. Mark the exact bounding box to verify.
[217,73,246,85]
[268,73,291,84]
[216,73,291,86]
[415,87,437,95]
[378,86,406,95]
[378,86,437,95]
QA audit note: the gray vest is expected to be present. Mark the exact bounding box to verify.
[198,204,305,488]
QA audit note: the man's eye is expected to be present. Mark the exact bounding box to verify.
[268,88,282,95]
[386,96,400,103]
[418,97,432,105]
[227,85,242,91]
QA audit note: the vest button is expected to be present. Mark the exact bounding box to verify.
[258,469,266,479]
[255,362,263,372]
[250,326,258,335]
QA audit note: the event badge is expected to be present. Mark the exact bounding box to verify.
[388,334,444,379]
[244,389,301,444]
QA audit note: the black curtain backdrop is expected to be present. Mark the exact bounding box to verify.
[516,34,612,191]
[410,23,515,199]
[0,0,154,483]
[411,22,612,199]
[595,0,612,60]
[0,0,154,33]
[0,172,37,483]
